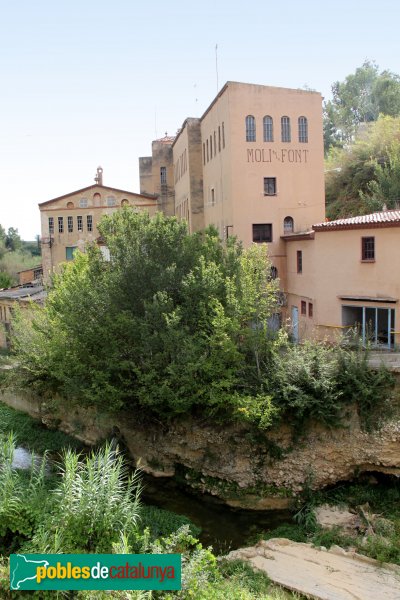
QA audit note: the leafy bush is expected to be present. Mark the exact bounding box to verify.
[0,402,82,454]
[0,433,48,552]
[140,505,201,539]
[10,210,279,420]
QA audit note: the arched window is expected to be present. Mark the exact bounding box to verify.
[66,201,74,209]
[263,116,273,142]
[284,216,294,234]
[245,115,256,142]
[121,199,129,206]
[281,116,291,142]
[298,116,308,143]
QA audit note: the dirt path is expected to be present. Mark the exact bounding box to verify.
[227,538,400,600]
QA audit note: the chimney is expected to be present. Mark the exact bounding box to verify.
[94,166,103,186]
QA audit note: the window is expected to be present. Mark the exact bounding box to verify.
[281,116,291,142]
[283,216,294,233]
[270,266,278,280]
[203,143,206,165]
[214,131,216,155]
[298,116,308,143]
[222,122,225,148]
[67,216,73,233]
[297,250,303,273]
[263,116,273,142]
[65,247,77,261]
[48,217,54,235]
[58,217,64,234]
[87,215,93,232]
[252,223,272,243]
[77,216,83,232]
[206,139,209,162]
[79,198,88,208]
[308,302,313,318]
[107,196,116,207]
[362,237,375,261]
[160,166,167,184]
[218,126,221,152]
[121,199,129,206]
[245,115,256,142]
[301,301,307,315]
[264,177,276,195]
[210,135,213,159]
[67,201,74,209]
[211,188,215,206]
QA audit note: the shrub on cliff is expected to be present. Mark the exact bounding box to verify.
[10,209,279,419]
[8,209,394,432]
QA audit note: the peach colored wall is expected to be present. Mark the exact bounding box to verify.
[40,186,157,283]
[285,227,400,344]
[173,124,192,229]
[201,82,325,286]
[173,119,204,233]
[201,87,233,241]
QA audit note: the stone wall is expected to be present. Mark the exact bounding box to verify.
[1,389,399,510]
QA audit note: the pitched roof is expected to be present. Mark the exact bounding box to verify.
[38,185,158,207]
[313,210,400,231]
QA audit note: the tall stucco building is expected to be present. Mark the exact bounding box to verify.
[139,81,400,349]
[140,81,325,290]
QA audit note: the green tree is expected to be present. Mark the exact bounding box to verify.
[359,141,400,210]
[0,272,12,288]
[325,115,400,218]
[324,61,400,151]
[5,228,22,252]
[11,209,279,420]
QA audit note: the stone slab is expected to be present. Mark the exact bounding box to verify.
[227,538,400,600]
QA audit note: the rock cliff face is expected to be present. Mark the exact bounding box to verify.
[2,389,400,510]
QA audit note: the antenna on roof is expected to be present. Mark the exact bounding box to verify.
[215,43,219,93]
[94,166,103,186]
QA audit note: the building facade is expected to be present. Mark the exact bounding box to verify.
[284,211,400,348]
[140,81,325,290]
[39,169,158,284]
[139,81,400,349]
[139,136,175,217]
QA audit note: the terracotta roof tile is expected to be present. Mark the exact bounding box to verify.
[313,210,400,231]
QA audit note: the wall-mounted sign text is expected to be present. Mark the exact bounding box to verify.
[247,148,309,164]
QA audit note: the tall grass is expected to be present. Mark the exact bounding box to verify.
[28,443,142,553]
[0,433,48,549]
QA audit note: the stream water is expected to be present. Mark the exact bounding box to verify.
[12,447,293,553]
[142,475,292,552]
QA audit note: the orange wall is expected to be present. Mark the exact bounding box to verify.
[285,227,400,343]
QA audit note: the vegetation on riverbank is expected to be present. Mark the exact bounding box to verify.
[5,210,395,438]
[0,402,82,454]
[0,431,303,599]
[258,478,400,566]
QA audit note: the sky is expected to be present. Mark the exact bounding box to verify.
[1,0,399,240]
